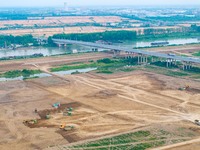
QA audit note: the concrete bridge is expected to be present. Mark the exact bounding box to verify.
[52,39,200,69]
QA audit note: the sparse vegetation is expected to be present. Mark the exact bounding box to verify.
[50,63,98,72]
[97,70,113,74]
[50,58,126,73]
[70,130,185,150]
[0,69,41,78]
[50,57,200,78]
[192,51,200,57]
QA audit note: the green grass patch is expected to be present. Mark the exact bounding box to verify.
[0,69,41,78]
[23,76,39,80]
[50,63,99,72]
[50,57,199,78]
[192,51,200,57]
[71,130,175,150]
[97,70,113,74]
[50,58,127,74]
[165,70,189,77]
[120,67,136,72]
[144,65,189,77]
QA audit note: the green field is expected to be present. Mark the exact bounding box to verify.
[67,129,188,150]
[50,58,128,74]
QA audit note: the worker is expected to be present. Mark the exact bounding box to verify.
[35,108,38,113]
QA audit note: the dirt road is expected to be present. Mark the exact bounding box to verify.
[152,137,200,150]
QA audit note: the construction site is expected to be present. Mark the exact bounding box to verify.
[0,45,200,149]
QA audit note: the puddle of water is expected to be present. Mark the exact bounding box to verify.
[54,68,97,75]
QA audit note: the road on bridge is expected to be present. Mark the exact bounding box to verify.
[52,39,200,64]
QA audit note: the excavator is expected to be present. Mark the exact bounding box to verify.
[60,123,74,131]
[185,85,190,90]
[60,123,66,129]
[179,85,190,91]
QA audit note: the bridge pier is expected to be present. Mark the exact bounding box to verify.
[166,58,171,68]
[138,54,148,65]
[182,62,192,70]
[113,50,121,57]
[172,59,177,66]
[92,48,98,52]
[57,43,62,48]
[137,55,141,64]
[166,58,176,68]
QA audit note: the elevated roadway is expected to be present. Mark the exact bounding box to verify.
[52,39,200,64]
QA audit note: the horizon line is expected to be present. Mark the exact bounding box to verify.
[1,5,200,9]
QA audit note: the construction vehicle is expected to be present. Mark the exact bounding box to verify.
[63,107,73,116]
[67,107,73,111]
[178,85,190,91]
[185,85,190,90]
[60,123,74,131]
[64,125,74,131]
[45,115,51,119]
[24,119,38,125]
[195,120,200,126]
[60,123,66,129]
[52,102,61,108]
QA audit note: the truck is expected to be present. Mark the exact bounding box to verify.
[168,53,176,57]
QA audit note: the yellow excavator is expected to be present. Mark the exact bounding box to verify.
[60,123,66,129]
[185,85,190,90]
[60,123,74,131]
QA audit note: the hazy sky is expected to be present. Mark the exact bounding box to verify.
[1,0,200,7]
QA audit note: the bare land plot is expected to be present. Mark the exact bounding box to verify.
[0,52,113,73]
[0,16,123,28]
[0,70,200,149]
[0,25,182,37]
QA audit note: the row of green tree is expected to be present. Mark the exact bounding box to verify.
[0,35,37,47]
[147,15,200,22]
[49,30,137,44]
[48,27,196,46]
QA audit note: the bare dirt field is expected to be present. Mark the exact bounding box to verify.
[145,44,200,57]
[0,68,200,150]
[0,16,125,37]
[0,16,123,28]
[0,52,113,73]
[0,25,182,37]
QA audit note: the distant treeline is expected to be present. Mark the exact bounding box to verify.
[0,34,37,47]
[191,24,200,32]
[48,27,196,46]
[48,30,137,45]
[147,16,200,22]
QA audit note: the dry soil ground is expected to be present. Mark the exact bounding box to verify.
[0,52,113,73]
[0,68,200,150]
[145,44,200,57]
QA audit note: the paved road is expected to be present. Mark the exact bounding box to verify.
[52,39,200,64]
